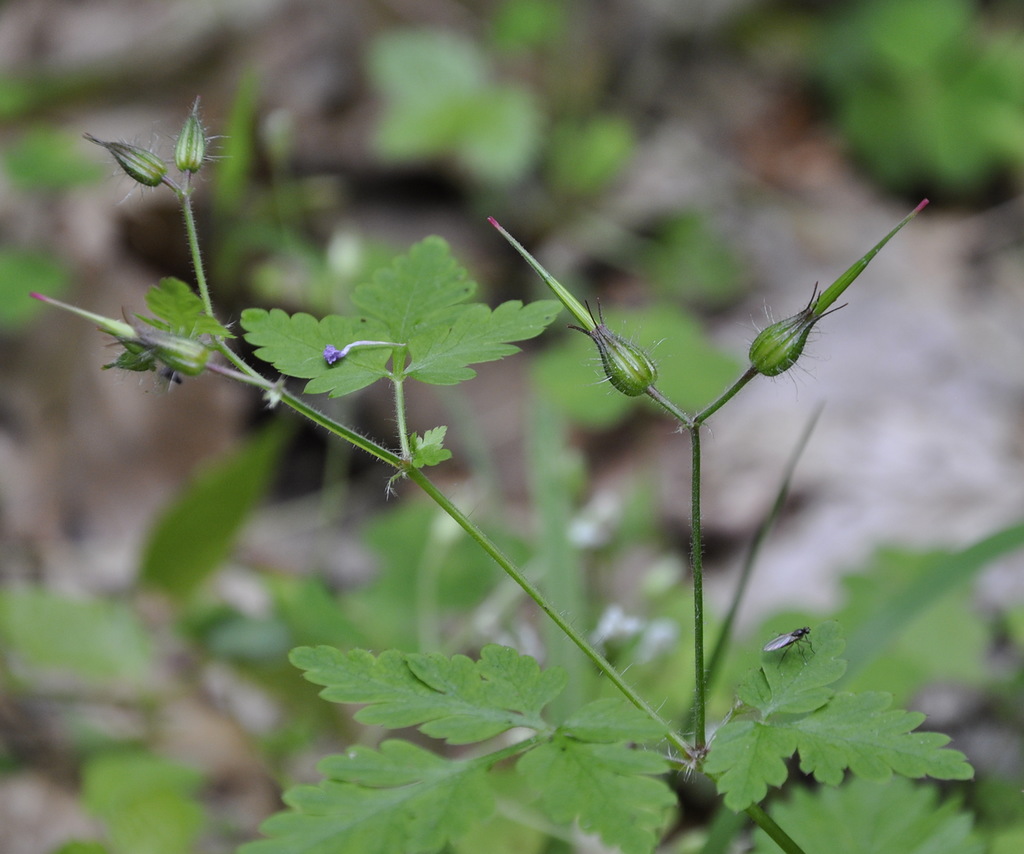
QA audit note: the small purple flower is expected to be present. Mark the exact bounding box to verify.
[323,339,406,366]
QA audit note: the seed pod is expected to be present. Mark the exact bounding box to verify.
[84,134,169,188]
[748,303,821,377]
[576,320,658,397]
[174,98,207,174]
[141,329,211,376]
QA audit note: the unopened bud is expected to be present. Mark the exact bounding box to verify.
[139,328,210,376]
[174,98,207,174]
[84,134,169,188]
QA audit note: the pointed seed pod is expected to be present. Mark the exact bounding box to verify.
[572,308,658,396]
[748,298,823,377]
[84,134,169,187]
[174,98,207,174]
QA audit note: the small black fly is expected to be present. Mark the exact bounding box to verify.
[762,627,812,662]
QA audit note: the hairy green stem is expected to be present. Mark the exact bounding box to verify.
[690,425,706,748]
[213,357,698,760]
[645,385,694,428]
[392,376,412,460]
[206,362,404,468]
[695,366,758,426]
[179,188,215,320]
[406,465,698,762]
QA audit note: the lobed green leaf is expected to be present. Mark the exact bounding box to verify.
[409,426,452,468]
[704,720,797,811]
[405,298,559,384]
[561,698,671,743]
[739,621,847,716]
[242,741,493,854]
[790,691,973,785]
[517,736,674,854]
[141,277,232,337]
[290,644,566,744]
[241,308,394,396]
[706,621,974,810]
[751,776,984,854]
[242,237,558,395]
[353,236,475,337]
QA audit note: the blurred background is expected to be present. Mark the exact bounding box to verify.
[1,0,1023,851]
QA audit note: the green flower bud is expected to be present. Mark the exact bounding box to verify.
[139,328,211,376]
[84,134,169,188]
[575,318,658,397]
[748,301,821,377]
[174,98,207,174]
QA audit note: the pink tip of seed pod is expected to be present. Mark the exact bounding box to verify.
[914,198,930,214]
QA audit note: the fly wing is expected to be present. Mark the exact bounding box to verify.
[762,632,796,652]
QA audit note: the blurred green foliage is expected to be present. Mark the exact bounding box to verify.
[640,211,747,308]
[369,29,542,183]
[490,0,569,53]
[0,588,153,686]
[814,0,1024,195]
[82,752,205,854]
[140,423,288,600]
[3,126,105,191]
[0,249,70,328]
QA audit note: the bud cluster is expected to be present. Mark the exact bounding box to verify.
[29,293,211,382]
[84,98,209,194]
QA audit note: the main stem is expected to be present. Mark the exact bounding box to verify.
[689,424,706,748]
[408,466,698,763]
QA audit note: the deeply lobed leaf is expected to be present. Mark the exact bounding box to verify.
[242,741,493,854]
[352,236,476,337]
[241,237,558,396]
[141,276,232,337]
[241,309,393,396]
[248,647,675,853]
[751,777,984,854]
[790,691,973,785]
[518,736,674,854]
[706,622,973,810]
[404,298,559,384]
[291,644,565,744]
